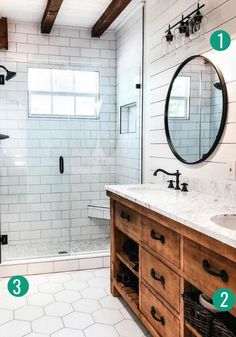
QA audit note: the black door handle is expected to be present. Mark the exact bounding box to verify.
[59,156,64,174]
[202,259,228,282]
[0,134,9,140]
[151,268,165,285]
[151,230,165,244]
[150,306,165,325]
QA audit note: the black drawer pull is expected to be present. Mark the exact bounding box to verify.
[151,230,165,244]
[202,259,228,282]
[151,306,165,326]
[151,268,165,285]
[120,211,130,222]
[59,156,64,174]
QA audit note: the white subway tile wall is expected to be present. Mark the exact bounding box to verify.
[0,22,116,260]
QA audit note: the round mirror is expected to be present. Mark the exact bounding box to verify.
[165,55,227,164]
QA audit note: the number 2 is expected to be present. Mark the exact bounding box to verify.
[220,291,229,308]
[13,279,21,295]
[218,33,223,49]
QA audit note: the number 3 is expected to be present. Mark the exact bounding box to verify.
[13,279,21,295]
[220,291,229,308]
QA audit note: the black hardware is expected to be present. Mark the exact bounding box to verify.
[0,65,17,81]
[150,307,165,325]
[59,156,64,174]
[153,168,181,190]
[165,25,174,42]
[151,230,165,244]
[0,134,9,140]
[120,211,130,222]
[0,235,8,245]
[0,75,5,85]
[136,84,141,89]
[165,4,205,33]
[151,268,165,285]
[202,259,228,283]
[167,180,174,189]
[181,183,189,192]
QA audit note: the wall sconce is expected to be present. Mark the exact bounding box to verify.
[162,3,207,56]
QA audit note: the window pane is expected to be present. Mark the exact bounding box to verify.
[74,71,98,94]
[169,99,186,118]
[30,94,52,115]
[28,68,51,91]
[172,76,190,97]
[53,96,74,116]
[76,97,97,116]
[52,69,74,93]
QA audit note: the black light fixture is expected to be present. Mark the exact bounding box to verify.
[165,25,174,42]
[0,65,17,83]
[162,3,206,56]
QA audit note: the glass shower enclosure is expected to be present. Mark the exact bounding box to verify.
[0,60,115,262]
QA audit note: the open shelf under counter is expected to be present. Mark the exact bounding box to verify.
[113,279,140,318]
[185,322,203,337]
[116,251,139,278]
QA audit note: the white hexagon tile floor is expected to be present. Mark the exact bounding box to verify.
[0,268,152,337]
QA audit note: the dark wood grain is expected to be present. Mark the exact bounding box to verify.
[41,0,64,34]
[0,18,8,50]
[91,0,132,37]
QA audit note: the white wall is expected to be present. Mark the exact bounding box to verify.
[144,0,236,187]
[0,22,116,253]
[116,7,143,184]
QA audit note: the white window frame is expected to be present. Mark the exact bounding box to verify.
[28,68,100,119]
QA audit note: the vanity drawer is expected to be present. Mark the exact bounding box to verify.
[141,216,180,267]
[141,248,180,312]
[115,203,140,240]
[184,239,236,297]
[141,283,180,337]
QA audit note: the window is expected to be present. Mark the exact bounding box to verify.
[28,68,100,118]
[168,76,190,119]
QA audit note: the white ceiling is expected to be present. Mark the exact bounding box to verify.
[0,0,142,30]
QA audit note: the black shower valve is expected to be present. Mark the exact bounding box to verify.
[0,75,5,85]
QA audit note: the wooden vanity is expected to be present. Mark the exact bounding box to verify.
[107,191,236,337]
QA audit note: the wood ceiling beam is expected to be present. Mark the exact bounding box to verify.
[41,0,64,34]
[0,18,8,50]
[92,0,132,38]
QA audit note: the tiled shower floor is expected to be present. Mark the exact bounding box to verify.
[2,238,110,261]
[0,268,150,337]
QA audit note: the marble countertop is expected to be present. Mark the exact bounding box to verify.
[106,184,236,249]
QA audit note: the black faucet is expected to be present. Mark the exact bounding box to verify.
[153,169,181,190]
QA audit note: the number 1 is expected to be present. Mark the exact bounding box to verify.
[218,33,223,49]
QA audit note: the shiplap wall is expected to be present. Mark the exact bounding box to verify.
[144,0,236,185]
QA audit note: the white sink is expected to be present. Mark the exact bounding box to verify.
[210,214,236,229]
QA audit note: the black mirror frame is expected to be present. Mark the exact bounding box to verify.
[164,55,228,165]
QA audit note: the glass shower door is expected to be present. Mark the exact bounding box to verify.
[0,64,71,261]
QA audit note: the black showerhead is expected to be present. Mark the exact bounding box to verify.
[5,69,17,81]
[214,82,222,90]
[0,65,17,81]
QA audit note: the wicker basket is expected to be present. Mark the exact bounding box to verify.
[212,313,236,337]
[182,292,215,337]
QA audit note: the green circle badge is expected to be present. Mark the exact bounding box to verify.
[210,30,231,51]
[213,288,235,312]
[8,276,29,297]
